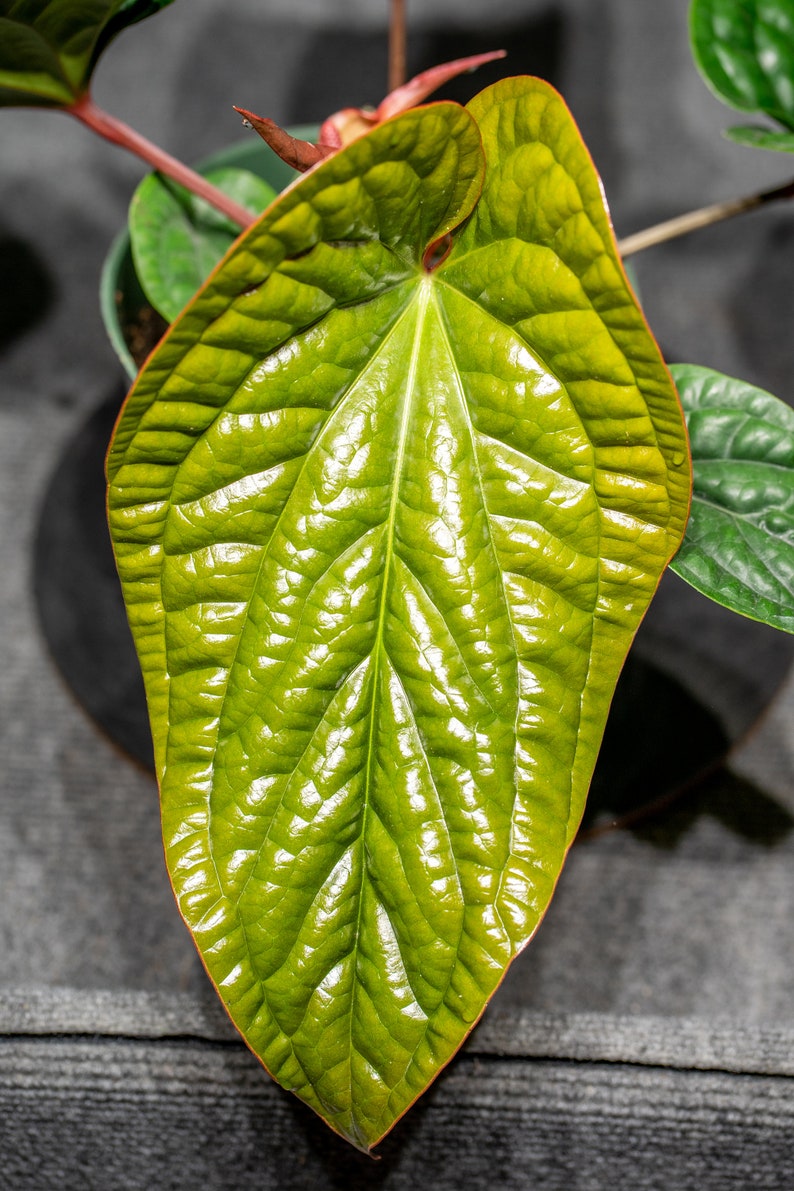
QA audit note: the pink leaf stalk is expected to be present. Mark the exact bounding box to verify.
[237,50,507,174]
[69,94,256,229]
[375,50,507,121]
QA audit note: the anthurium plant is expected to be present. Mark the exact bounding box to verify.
[5,0,794,1152]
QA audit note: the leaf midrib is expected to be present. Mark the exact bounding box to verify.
[344,277,432,1124]
[201,289,421,906]
[674,538,794,609]
[429,283,520,941]
[694,455,794,474]
[691,489,794,520]
[160,286,418,939]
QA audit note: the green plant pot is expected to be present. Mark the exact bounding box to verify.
[99,126,319,380]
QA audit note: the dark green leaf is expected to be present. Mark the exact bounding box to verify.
[129,167,276,323]
[107,81,690,1148]
[671,363,794,632]
[690,0,794,131]
[0,0,174,108]
[89,0,174,74]
[725,122,794,150]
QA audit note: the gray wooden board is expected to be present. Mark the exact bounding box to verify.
[4,988,794,1080]
[2,1033,794,1190]
[2,990,794,1189]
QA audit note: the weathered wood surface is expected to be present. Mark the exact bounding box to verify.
[7,1051,794,1190]
[3,991,794,1190]
[6,989,794,1078]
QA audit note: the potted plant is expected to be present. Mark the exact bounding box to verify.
[4,0,794,1176]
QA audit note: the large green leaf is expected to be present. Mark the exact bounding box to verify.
[129,166,277,323]
[107,79,691,1149]
[0,0,174,108]
[690,0,794,131]
[671,363,794,631]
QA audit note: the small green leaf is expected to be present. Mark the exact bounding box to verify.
[725,122,794,151]
[108,81,690,1149]
[129,167,277,323]
[0,0,174,108]
[671,363,794,632]
[690,0,794,131]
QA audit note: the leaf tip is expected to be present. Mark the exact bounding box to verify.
[232,107,331,171]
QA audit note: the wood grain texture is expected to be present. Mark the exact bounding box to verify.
[5,988,794,1076]
[2,991,794,1189]
[3,1030,794,1189]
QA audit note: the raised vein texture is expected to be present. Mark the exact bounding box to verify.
[690,0,794,129]
[671,362,794,631]
[443,79,692,841]
[107,82,690,1150]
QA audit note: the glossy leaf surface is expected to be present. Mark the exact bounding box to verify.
[690,0,794,130]
[107,79,691,1149]
[0,0,174,107]
[671,363,794,631]
[129,167,276,323]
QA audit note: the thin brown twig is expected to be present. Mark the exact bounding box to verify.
[618,176,794,257]
[389,0,407,92]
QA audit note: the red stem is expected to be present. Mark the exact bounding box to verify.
[389,0,407,92]
[67,94,255,230]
